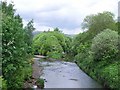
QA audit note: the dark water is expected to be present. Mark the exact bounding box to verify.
[40,61,102,88]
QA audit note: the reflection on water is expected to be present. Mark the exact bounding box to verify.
[40,61,102,88]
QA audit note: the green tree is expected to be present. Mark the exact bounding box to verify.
[24,19,35,46]
[24,19,35,54]
[73,11,117,57]
[72,11,119,89]
[82,11,117,39]
[33,31,63,58]
[33,29,71,59]
[54,27,61,32]
[2,1,32,89]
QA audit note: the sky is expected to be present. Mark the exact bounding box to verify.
[6,0,119,34]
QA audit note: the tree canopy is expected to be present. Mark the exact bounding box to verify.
[1,1,34,89]
[33,29,71,59]
[73,11,119,89]
[82,11,117,40]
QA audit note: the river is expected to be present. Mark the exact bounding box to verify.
[39,60,103,88]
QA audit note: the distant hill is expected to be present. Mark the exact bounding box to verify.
[32,30,77,38]
[65,34,77,38]
[32,31,42,36]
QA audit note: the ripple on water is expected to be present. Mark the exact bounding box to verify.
[40,61,103,88]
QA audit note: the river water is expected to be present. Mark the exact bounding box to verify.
[39,60,102,88]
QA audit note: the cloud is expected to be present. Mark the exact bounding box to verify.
[6,0,119,34]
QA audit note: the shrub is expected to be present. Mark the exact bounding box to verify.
[91,29,118,62]
[100,62,119,89]
[47,51,62,59]
[36,78,44,89]
[74,28,119,89]
[90,29,119,89]
[0,76,7,90]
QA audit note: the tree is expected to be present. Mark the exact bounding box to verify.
[33,30,71,59]
[24,19,35,54]
[72,12,119,89]
[24,19,35,45]
[82,11,117,39]
[72,31,91,56]
[2,1,32,89]
[54,27,61,32]
[33,31,63,58]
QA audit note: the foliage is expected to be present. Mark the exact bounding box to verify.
[52,30,72,54]
[1,1,119,89]
[2,1,33,89]
[91,29,119,62]
[72,31,92,56]
[0,76,7,90]
[74,29,119,89]
[33,29,71,59]
[73,11,118,56]
[36,78,44,89]
[54,27,61,32]
[82,11,117,40]
[0,1,2,77]
[33,32,63,56]
[24,19,35,54]
[73,12,119,89]
[100,62,119,88]
[47,51,62,59]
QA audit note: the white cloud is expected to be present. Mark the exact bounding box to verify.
[5,0,119,34]
[34,24,54,32]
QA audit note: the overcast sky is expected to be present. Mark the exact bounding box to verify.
[6,0,119,34]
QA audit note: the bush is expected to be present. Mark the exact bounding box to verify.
[0,76,7,90]
[100,62,119,89]
[36,78,44,89]
[74,28,119,89]
[91,29,118,62]
[75,51,94,74]
[47,51,62,59]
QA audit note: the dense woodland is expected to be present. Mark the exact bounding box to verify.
[1,1,120,89]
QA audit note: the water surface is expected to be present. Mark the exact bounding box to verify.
[40,61,102,88]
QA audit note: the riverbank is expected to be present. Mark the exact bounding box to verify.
[75,56,119,89]
[24,57,43,89]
